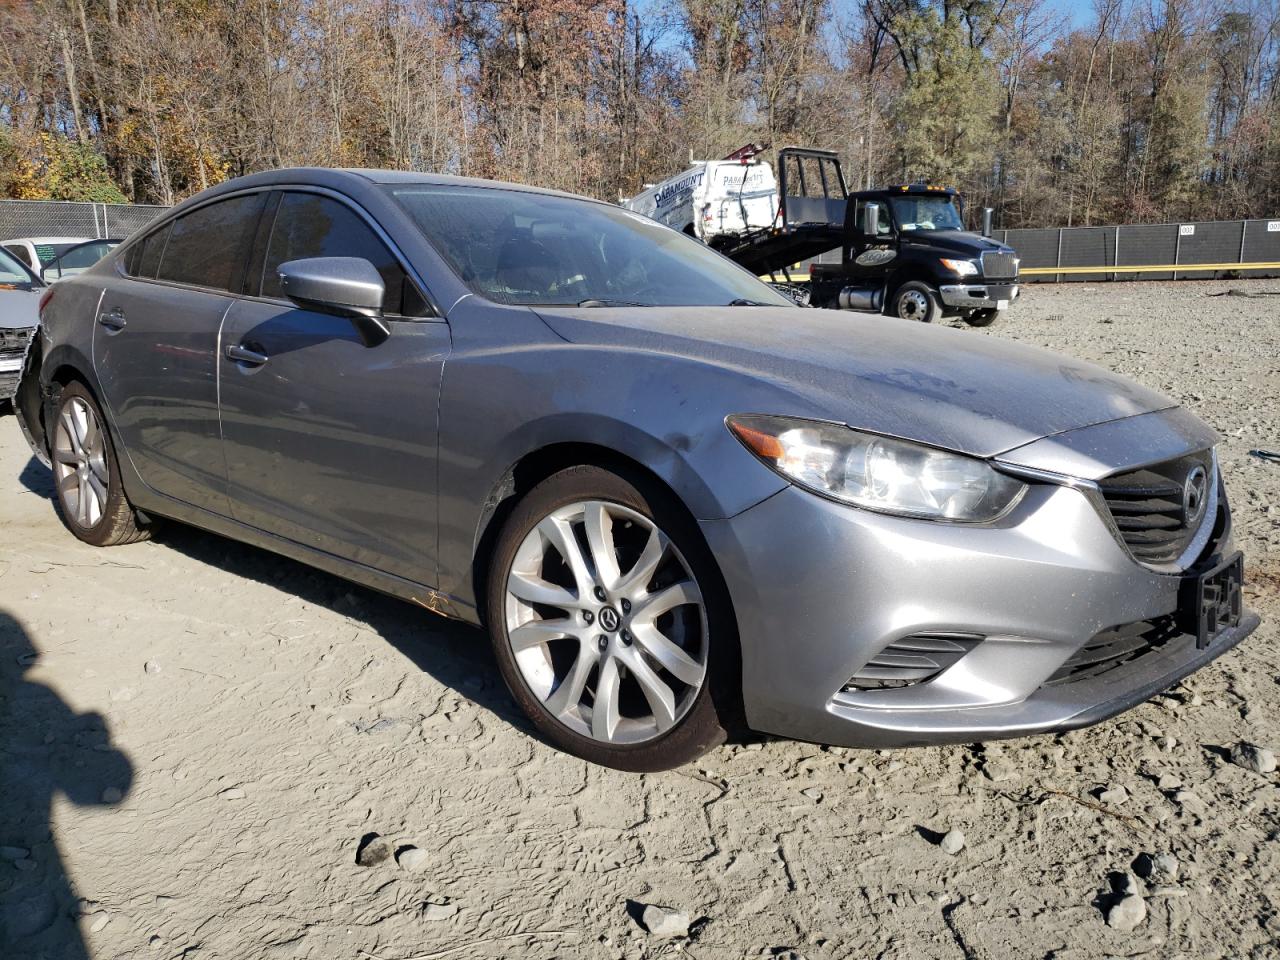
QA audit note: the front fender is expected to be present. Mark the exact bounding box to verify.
[433,325,811,614]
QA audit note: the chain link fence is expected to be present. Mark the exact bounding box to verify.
[0,199,168,243]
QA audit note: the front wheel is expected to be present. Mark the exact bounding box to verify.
[965,308,1000,327]
[890,281,940,323]
[486,465,735,771]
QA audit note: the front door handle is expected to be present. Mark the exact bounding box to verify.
[225,343,269,366]
[98,307,126,331]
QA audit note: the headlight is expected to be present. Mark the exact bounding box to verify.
[727,415,1027,522]
[939,258,979,277]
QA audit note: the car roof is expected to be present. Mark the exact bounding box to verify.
[2,236,93,244]
[180,167,596,208]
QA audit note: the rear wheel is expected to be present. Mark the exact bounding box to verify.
[486,465,735,771]
[891,281,940,323]
[965,308,999,327]
[50,382,149,547]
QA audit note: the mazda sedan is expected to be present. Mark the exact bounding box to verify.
[14,169,1259,770]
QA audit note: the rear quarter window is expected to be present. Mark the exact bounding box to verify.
[131,223,171,279]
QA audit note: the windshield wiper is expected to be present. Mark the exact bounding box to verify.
[727,298,769,306]
[576,298,652,308]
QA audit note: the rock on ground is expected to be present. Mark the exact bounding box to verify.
[637,903,691,938]
[1230,741,1276,774]
[396,846,429,873]
[939,830,965,855]
[1107,894,1148,932]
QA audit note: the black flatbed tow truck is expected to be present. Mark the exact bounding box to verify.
[716,148,1021,326]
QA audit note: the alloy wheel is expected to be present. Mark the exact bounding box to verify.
[504,500,708,745]
[53,396,109,529]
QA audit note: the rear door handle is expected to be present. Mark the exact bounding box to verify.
[225,344,269,366]
[98,307,126,331]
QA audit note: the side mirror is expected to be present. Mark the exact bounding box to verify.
[861,201,882,237]
[981,207,994,237]
[40,262,60,283]
[278,257,390,347]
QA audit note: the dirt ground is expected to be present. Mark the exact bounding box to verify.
[1,280,1277,960]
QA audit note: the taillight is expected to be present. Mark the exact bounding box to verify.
[38,285,55,314]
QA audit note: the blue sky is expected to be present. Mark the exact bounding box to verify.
[634,0,1100,55]
[1048,0,1096,30]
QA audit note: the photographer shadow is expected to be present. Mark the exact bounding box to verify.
[0,611,133,957]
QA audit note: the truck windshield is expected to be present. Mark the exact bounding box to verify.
[387,185,795,308]
[889,196,963,232]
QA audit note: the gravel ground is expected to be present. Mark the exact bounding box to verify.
[1,280,1277,960]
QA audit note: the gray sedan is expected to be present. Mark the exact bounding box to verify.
[15,169,1259,770]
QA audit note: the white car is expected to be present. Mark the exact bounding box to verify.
[38,238,122,282]
[0,244,43,403]
[2,236,93,274]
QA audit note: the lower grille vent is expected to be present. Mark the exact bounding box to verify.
[844,633,981,691]
[0,326,34,357]
[1044,616,1181,686]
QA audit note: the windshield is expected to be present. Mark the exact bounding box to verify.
[889,195,963,232]
[388,185,795,308]
[0,246,40,291]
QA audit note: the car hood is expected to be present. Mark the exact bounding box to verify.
[900,230,1011,258]
[532,305,1178,458]
[0,289,41,330]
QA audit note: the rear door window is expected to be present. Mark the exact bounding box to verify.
[258,192,420,315]
[156,193,266,291]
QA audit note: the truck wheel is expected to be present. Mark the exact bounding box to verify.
[965,309,999,327]
[890,282,939,323]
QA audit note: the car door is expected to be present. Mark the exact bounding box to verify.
[94,191,267,514]
[217,189,449,586]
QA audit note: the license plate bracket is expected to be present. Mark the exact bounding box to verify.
[1179,552,1243,650]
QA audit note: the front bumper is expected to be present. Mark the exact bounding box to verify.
[939,281,1020,311]
[700,463,1257,749]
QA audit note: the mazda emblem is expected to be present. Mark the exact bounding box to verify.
[598,607,621,632]
[1182,465,1208,526]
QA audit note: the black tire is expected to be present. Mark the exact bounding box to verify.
[485,464,738,771]
[49,381,149,547]
[965,308,999,327]
[890,280,940,323]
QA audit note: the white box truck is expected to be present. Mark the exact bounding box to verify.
[623,144,780,244]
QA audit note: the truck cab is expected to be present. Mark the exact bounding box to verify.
[808,184,1020,326]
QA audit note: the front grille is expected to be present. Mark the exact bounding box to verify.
[1044,616,1181,686]
[980,251,1018,279]
[844,633,981,691]
[1098,450,1213,565]
[0,326,34,358]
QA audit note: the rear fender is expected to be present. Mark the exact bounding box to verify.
[14,337,102,469]
[14,326,49,466]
